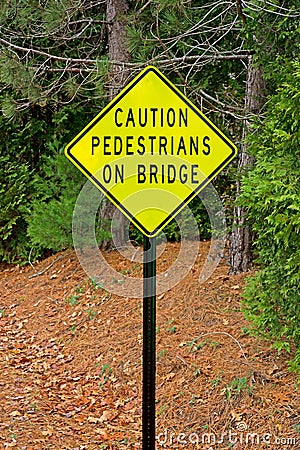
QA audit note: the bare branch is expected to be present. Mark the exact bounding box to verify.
[0,37,96,64]
[0,35,250,67]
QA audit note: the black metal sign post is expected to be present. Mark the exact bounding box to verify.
[143,235,157,449]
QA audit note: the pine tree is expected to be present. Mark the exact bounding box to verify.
[229,0,300,273]
[0,0,109,115]
[240,61,300,371]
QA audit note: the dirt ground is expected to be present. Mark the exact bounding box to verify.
[0,241,299,449]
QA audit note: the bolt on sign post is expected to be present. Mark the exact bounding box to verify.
[65,66,237,449]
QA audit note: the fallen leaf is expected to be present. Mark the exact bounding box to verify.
[99,409,118,422]
[272,392,290,404]
[166,372,176,381]
[95,429,109,440]
[231,410,242,421]
[99,410,112,422]
[268,364,279,375]
[10,410,21,417]
[87,416,101,424]
[41,429,53,436]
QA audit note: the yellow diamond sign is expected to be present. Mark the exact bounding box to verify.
[65,66,237,237]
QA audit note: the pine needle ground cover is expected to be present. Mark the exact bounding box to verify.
[0,242,299,449]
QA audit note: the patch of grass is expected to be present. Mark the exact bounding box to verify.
[292,424,300,433]
[189,394,199,404]
[70,325,77,336]
[66,294,79,306]
[192,365,201,377]
[90,277,103,290]
[241,326,251,335]
[100,363,112,377]
[98,363,113,388]
[29,402,38,411]
[87,307,97,320]
[186,338,208,351]
[166,318,176,334]
[158,349,167,358]
[211,371,224,387]
[75,285,84,294]
[208,340,221,349]
[223,374,253,400]
[157,403,167,415]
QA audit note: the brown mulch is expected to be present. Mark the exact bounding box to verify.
[0,241,299,449]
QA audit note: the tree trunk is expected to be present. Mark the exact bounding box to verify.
[229,56,266,273]
[101,0,131,250]
[106,0,131,101]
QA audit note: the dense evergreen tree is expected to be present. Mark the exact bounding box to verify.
[0,0,108,116]
[0,0,113,260]
[229,0,300,273]
[240,61,300,371]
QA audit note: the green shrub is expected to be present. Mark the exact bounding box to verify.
[240,61,300,372]
[27,153,112,254]
[27,196,75,252]
[27,153,85,253]
[0,157,33,263]
[0,104,100,262]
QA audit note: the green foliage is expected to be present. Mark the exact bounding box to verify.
[66,294,79,307]
[0,108,57,262]
[224,374,253,399]
[0,158,33,263]
[0,0,298,271]
[0,0,113,261]
[27,196,75,252]
[0,104,100,262]
[43,0,70,32]
[127,0,245,116]
[27,152,112,255]
[26,153,84,253]
[242,1,299,70]
[0,108,52,166]
[0,0,108,113]
[240,62,300,372]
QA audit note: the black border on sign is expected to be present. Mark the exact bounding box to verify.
[66,66,237,237]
